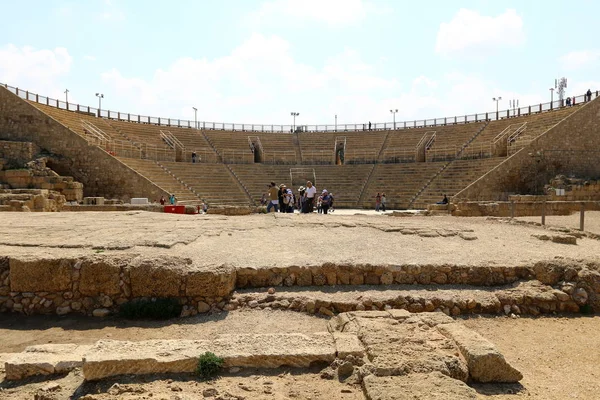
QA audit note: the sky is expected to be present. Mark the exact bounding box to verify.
[0,0,599,127]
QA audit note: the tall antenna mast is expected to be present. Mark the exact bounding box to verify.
[556,77,567,102]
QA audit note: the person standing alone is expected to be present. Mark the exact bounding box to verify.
[304,181,317,213]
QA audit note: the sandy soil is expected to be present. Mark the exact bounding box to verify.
[1,311,600,399]
[464,315,600,400]
[1,212,599,270]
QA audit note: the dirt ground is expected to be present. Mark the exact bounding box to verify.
[1,211,599,270]
[464,315,600,400]
[1,311,600,399]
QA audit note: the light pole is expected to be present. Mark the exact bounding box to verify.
[291,112,299,133]
[95,93,104,116]
[335,114,337,132]
[64,89,69,104]
[192,107,198,129]
[549,87,554,106]
[509,99,519,116]
[492,97,502,114]
[390,109,398,130]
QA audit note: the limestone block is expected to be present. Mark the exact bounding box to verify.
[333,332,365,359]
[4,344,90,380]
[186,266,236,298]
[9,257,72,292]
[79,257,122,296]
[129,257,188,297]
[405,311,455,327]
[386,309,411,320]
[213,333,335,368]
[83,333,335,380]
[437,323,522,383]
[363,372,477,400]
[327,313,360,334]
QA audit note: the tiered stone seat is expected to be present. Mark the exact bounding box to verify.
[159,162,250,206]
[254,133,298,164]
[298,133,335,164]
[229,164,373,207]
[311,164,373,207]
[203,131,254,164]
[228,164,291,205]
[412,158,505,208]
[108,120,175,160]
[381,128,436,163]
[463,104,582,158]
[425,123,486,162]
[116,158,199,203]
[359,162,445,209]
[341,132,387,164]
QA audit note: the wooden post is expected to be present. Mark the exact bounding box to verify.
[541,200,546,225]
[510,201,515,219]
[580,203,585,231]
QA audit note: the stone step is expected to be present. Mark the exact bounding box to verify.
[83,333,337,380]
[230,280,579,317]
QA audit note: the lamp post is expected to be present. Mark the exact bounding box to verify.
[192,107,198,129]
[291,112,299,133]
[549,88,554,107]
[492,97,502,114]
[390,109,398,130]
[95,93,104,116]
[509,99,519,116]
[335,114,337,132]
[64,89,69,104]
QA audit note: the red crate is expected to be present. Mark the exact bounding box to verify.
[163,205,186,214]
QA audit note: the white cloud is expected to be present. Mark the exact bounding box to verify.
[435,9,525,56]
[84,55,97,61]
[560,50,600,70]
[0,44,72,99]
[99,33,547,127]
[248,0,383,26]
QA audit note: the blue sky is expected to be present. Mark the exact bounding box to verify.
[1,0,598,126]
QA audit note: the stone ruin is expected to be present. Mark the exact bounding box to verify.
[1,310,522,400]
[0,154,83,212]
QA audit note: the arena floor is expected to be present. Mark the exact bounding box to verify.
[1,211,599,270]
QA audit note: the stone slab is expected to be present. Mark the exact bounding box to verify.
[437,322,523,383]
[332,332,365,359]
[363,372,477,400]
[9,257,72,292]
[385,309,411,320]
[4,344,90,380]
[83,333,335,380]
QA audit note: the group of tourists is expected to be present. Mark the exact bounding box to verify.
[264,181,334,214]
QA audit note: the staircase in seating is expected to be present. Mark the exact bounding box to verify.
[116,158,200,203]
[159,162,251,206]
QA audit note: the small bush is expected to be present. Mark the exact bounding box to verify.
[119,298,182,320]
[197,352,224,379]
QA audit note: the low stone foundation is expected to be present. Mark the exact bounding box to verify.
[0,253,599,317]
[0,189,66,211]
[451,200,600,217]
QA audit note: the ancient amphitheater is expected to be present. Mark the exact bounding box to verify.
[0,84,599,399]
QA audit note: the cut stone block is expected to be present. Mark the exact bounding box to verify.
[359,317,468,381]
[363,372,477,400]
[386,309,411,320]
[437,323,522,383]
[4,344,90,380]
[405,311,455,327]
[332,332,365,359]
[83,333,335,381]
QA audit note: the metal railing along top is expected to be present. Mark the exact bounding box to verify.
[3,82,597,134]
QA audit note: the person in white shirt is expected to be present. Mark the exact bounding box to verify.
[304,181,317,213]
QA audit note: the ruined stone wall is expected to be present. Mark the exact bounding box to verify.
[1,254,599,317]
[451,200,600,217]
[0,87,168,201]
[0,140,39,168]
[456,98,600,201]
